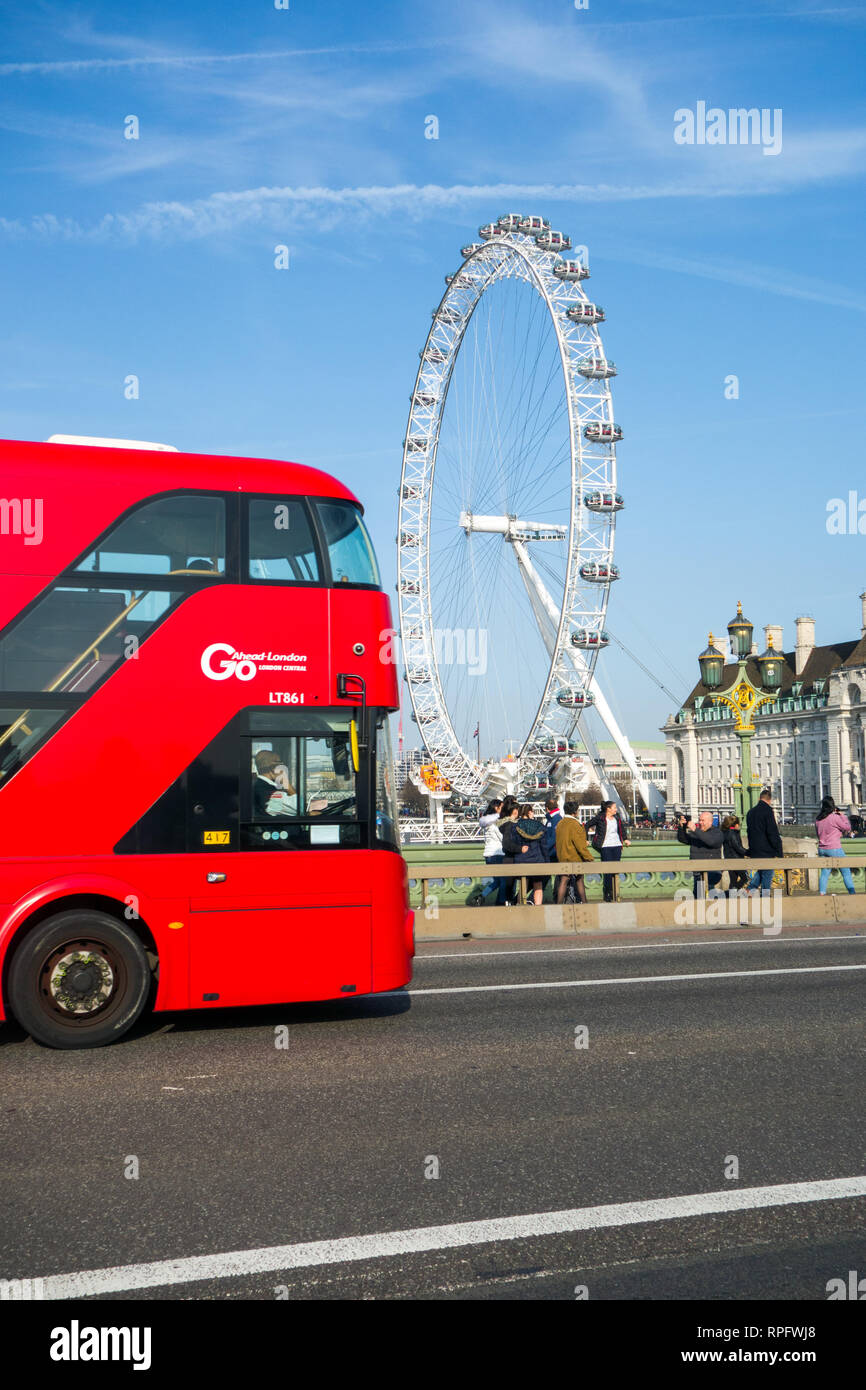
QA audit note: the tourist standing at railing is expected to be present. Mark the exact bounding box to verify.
[590,801,630,903]
[503,804,547,906]
[555,801,594,903]
[746,789,783,894]
[815,796,857,896]
[498,796,521,906]
[677,811,724,898]
[721,814,749,896]
[480,798,507,906]
[542,796,564,900]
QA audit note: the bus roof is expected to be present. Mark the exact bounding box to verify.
[0,436,360,507]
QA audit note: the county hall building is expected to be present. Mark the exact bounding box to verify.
[663,595,866,822]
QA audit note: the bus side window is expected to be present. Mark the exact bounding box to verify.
[248,500,320,583]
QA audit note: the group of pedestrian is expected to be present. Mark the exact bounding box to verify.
[676,789,859,897]
[482,786,861,907]
[481,796,631,905]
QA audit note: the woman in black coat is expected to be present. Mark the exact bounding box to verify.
[721,814,748,895]
[502,803,547,905]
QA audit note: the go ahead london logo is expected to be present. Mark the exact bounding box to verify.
[200,643,308,680]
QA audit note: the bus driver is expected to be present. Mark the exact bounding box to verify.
[253,749,296,818]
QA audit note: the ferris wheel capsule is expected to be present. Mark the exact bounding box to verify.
[577,356,617,379]
[412,392,438,409]
[583,422,622,443]
[407,666,431,683]
[479,223,508,241]
[461,242,483,258]
[399,578,420,594]
[556,686,595,709]
[571,628,610,649]
[400,531,421,548]
[566,302,604,325]
[579,561,619,583]
[496,213,525,232]
[401,483,422,500]
[421,345,447,364]
[435,306,462,325]
[553,259,590,282]
[535,230,571,252]
[403,436,429,453]
[520,215,550,234]
[541,736,572,755]
[584,491,624,513]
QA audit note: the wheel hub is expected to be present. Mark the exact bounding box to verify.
[48,950,114,1015]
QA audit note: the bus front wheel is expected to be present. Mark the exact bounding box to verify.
[8,911,151,1049]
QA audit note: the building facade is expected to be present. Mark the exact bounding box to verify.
[663,596,866,822]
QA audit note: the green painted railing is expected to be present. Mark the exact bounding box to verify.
[403,850,866,909]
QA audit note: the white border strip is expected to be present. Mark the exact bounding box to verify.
[38,1176,866,1298]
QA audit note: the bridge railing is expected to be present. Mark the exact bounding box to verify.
[406,855,865,937]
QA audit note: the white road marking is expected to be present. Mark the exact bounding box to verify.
[400,963,866,996]
[421,933,865,960]
[37,1175,866,1298]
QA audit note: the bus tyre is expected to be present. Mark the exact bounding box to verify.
[8,911,151,1050]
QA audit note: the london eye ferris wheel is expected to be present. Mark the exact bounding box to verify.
[397,213,642,801]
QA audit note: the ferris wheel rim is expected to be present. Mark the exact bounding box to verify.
[398,225,619,796]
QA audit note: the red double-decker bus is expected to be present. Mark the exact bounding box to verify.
[0,436,413,1048]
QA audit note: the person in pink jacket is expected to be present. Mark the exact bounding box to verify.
[815,797,857,895]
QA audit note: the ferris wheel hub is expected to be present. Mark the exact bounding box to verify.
[459,511,567,542]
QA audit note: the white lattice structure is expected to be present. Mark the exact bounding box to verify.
[397,216,663,815]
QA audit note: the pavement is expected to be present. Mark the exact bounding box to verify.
[2,922,865,1301]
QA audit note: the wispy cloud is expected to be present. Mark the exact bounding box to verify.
[0,39,434,78]
[2,136,865,246]
[609,242,866,314]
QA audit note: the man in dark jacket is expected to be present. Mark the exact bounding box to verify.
[677,810,724,897]
[746,789,783,893]
[542,797,564,900]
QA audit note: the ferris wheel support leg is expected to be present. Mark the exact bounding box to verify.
[512,542,663,819]
[573,719,628,816]
[513,542,559,657]
[587,677,666,818]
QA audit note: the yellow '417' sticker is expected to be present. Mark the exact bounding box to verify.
[203,830,231,845]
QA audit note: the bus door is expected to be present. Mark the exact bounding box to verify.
[186,713,373,1009]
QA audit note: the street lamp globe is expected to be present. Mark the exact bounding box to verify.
[698,633,725,689]
[727,600,754,659]
[757,633,783,690]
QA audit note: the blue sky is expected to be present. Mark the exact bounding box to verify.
[1,0,865,750]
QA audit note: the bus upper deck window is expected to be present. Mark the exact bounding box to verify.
[316,502,381,587]
[248,499,320,583]
[74,495,225,576]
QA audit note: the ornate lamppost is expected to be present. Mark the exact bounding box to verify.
[697,602,783,822]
